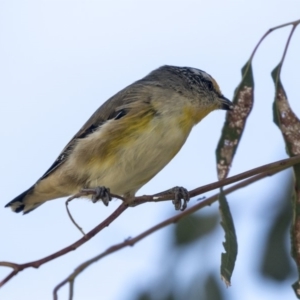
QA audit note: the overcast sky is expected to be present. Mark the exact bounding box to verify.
[1,1,300,300]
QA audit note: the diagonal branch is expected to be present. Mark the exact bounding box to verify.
[1,155,300,289]
[0,203,128,288]
[133,154,300,204]
[248,18,300,62]
[53,168,280,300]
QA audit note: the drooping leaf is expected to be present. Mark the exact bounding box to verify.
[135,291,175,300]
[219,189,238,287]
[215,61,254,286]
[204,274,225,300]
[216,61,254,180]
[174,213,218,246]
[272,64,300,298]
[260,178,294,281]
[136,293,152,300]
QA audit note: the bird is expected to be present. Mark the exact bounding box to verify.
[5,65,232,214]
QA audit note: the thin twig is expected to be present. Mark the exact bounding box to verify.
[133,155,300,205]
[275,23,298,80]
[248,19,300,62]
[66,196,86,236]
[1,155,300,289]
[53,168,279,299]
[239,19,300,80]
[0,202,128,288]
[65,189,125,235]
[66,155,300,235]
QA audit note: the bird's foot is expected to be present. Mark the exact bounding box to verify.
[155,186,190,211]
[89,186,112,206]
[171,186,190,211]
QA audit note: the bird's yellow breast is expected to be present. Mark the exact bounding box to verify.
[181,105,213,128]
[68,103,196,196]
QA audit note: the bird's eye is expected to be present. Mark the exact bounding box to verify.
[207,81,213,91]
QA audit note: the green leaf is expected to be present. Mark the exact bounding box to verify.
[272,64,300,298]
[136,293,152,300]
[216,61,254,180]
[219,189,238,287]
[260,179,294,281]
[204,274,225,300]
[215,60,253,286]
[174,213,218,246]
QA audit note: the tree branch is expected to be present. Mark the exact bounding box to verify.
[1,155,299,289]
[53,168,279,299]
[133,154,300,204]
[0,202,128,288]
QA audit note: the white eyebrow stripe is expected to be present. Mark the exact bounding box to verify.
[190,68,212,80]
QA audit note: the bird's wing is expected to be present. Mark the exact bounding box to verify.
[39,88,132,181]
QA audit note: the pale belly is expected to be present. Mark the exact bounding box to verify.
[85,117,192,197]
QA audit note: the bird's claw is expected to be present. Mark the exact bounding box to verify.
[171,186,190,211]
[91,186,112,206]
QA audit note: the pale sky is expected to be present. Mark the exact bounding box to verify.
[1,1,300,300]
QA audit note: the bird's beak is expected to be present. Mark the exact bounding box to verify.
[219,95,233,111]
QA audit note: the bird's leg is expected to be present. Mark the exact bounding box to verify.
[85,186,112,206]
[155,186,190,211]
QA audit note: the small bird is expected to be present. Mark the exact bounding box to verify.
[5,65,232,214]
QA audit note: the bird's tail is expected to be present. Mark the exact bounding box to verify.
[5,187,43,214]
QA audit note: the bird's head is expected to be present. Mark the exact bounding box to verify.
[145,66,232,125]
[163,65,232,111]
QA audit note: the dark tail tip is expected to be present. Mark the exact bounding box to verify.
[5,188,33,213]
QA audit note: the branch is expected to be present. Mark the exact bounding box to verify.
[133,154,300,204]
[0,203,128,287]
[1,155,300,289]
[66,189,125,235]
[248,18,300,62]
[53,168,279,299]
